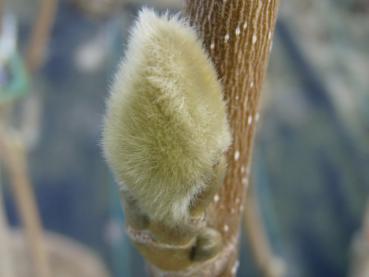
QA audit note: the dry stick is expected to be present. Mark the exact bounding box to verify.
[4,1,59,275]
[183,1,280,276]
[25,0,58,73]
[0,0,56,274]
[0,133,50,277]
[0,107,49,277]
[244,187,285,277]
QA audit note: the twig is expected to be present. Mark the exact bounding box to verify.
[0,0,58,275]
[25,0,58,73]
[0,0,57,275]
[0,130,51,277]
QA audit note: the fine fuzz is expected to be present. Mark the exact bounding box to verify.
[102,8,231,227]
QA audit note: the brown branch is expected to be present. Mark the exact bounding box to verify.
[25,0,58,73]
[184,1,280,276]
[0,132,51,277]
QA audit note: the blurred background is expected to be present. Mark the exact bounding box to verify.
[0,0,368,276]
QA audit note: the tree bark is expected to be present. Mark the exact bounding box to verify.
[184,1,280,276]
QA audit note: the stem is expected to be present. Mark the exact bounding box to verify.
[184,1,280,276]
[25,0,58,73]
[0,132,51,277]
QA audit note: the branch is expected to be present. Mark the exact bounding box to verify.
[25,0,58,73]
[184,1,280,275]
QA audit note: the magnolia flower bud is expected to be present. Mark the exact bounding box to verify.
[102,8,231,270]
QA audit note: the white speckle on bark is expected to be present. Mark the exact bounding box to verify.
[210,42,215,50]
[252,34,257,44]
[214,194,220,203]
[235,26,241,36]
[243,22,248,30]
[224,224,229,232]
[248,115,253,126]
[234,150,240,161]
[268,31,272,40]
[250,81,254,88]
[224,33,230,42]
